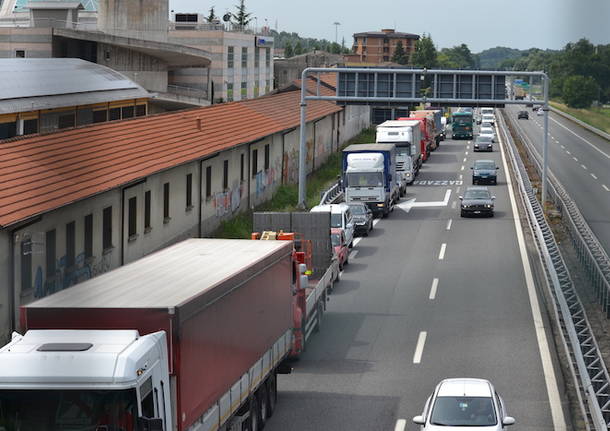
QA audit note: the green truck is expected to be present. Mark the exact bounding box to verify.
[451,111,474,139]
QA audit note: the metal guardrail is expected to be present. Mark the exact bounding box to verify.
[499,111,610,430]
[319,179,344,205]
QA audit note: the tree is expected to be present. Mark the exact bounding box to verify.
[293,41,303,56]
[391,41,408,65]
[440,44,475,69]
[206,6,217,23]
[284,41,293,58]
[412,34,437,68]
[563,75,599,108]
[231,0,252,26]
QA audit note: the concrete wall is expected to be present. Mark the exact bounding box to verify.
[274,51,344,88]
[0,27,52,58]
[98,0,168,42]
[0,103,370,341]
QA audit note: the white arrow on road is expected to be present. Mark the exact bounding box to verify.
[397,189,452,213]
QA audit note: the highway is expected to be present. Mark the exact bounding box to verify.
[265,127,564,430]
[505,105,610,255]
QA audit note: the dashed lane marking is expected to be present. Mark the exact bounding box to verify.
[349,250,359,260]
[438,243,447,260]
[412,331,427,364]
[603,185,610,192]
[394,419,407,431]
[451,201,457,209]
[460,165,465,171]
[591,173,598,180]
[573,157,578,162]
[551,116,610,159]
[581,164,587,170]
[446,219,453,231]
[429,278,439,300]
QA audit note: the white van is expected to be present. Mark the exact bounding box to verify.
[480,107,494,116]
[310,203,355,248]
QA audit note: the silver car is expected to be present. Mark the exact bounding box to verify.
[413,378,515,430]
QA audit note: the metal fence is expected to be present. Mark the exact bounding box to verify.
[499,111,610,430]
[319,179,344,206]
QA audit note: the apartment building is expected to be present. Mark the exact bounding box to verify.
[169,13,274,103]
[345,28,419,65]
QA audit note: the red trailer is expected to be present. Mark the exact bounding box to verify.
[408,112,438,152]
[5,239,295,431]
[399,117,431,161]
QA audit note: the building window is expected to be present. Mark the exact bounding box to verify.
[228,46,234,68]
[252,149,258,177]
[93,109,107,123]
[241,47,248,68]
[163,183,170,223]
[144,191,151,231]
[186,174,193,209]
[227,83,234,102]
[265,79,270,93]
[109,108,121,121]
[241,81,247,98]
[58,113,75,129]
[264,144,270,170]
[254,86,259,97]
[128,197,137,239]
[84,214,93,259]
[121,106,134,119]
[206,166,212,198]
[383,56,389,61]
[21,239,32,291]
[265,48,271,67]
[223,160,229,190]
[45,229,56,277]
[66,221,75,268]
[240,153,245,182]
[255,48,260,67]
[136,105,147,117]
[103,206,113,250]
[23,118,38,135]
[15,50,25,58]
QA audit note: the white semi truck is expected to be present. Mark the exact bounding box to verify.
[376,120,422,192]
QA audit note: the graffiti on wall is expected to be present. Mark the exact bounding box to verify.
[255,167,278,197]
[212,182,244,217]
[33,251,112,299]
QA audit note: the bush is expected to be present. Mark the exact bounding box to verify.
[563,75,599,108]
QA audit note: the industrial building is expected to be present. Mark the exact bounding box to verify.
[0,78,370,342]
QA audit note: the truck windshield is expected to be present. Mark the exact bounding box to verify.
[346,172,384,187]
[0,388,137,431]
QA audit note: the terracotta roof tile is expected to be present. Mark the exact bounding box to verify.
[292,76,336,97]
[0,90,342,227]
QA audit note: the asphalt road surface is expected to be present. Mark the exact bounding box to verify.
[265,124,565,431]
[505,105,610,256]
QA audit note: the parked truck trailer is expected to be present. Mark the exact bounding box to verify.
[0,239,299,431]
[376,119,422,189]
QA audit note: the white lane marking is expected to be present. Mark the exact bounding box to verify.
[353,237,362,246]
[413,331,427,364]
[446,219,453,231]
[456,186,461,193]
[438,243,447,260]
[373,219,380,227]
[460,165,465,171]
[394,419,407,431]
[551,116,610,159]
[451,201,457,209]
[399,189,452,212]
[463,157,467,162]
[581,164,587,170]
[465,151,469,155]
[591,173,598,180]
[459,174,463,180]
[349,250,359,260]
[429,278,439,300]
[572,156,578,162]
[565,150,571,155]
[603,185,610,192]
[498,119,567,430]
[560,145,565,149]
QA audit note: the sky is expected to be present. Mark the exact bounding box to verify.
[169,0,610,52]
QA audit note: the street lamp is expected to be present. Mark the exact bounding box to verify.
[333,22,341,45]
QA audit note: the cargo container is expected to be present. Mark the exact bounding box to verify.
[376,119,422,189]
[0,239,297,431]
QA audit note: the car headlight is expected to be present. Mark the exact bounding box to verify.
[485,204,492,208]
[377,203,385,207]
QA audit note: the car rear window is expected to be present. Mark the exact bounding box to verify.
[430,396,497,427]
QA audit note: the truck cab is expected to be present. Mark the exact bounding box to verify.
[0,329,171,430]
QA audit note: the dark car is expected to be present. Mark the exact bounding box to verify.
[460,186,495,217]
[471,159,499,185]
[473,136,493,152]
[347,202,373,236]
[517,110,529,120]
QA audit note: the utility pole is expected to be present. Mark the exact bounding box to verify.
[333,22,341,45]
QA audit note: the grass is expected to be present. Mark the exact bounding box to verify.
[550,101,610,134]
[213,127,376,238]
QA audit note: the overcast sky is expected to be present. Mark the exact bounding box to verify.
[169,0,610,52]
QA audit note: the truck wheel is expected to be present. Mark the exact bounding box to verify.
[266,375,277,418]
[257,385,269,427]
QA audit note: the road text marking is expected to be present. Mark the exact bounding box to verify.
[429,278,439,300]
[438,243,447,260]
[413,331,427,364]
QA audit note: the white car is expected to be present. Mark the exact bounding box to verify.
[479,126,496,142]
[481,114,495,125]
[413,378,515,430]
[537,107,544,116]
[310,203,355,248]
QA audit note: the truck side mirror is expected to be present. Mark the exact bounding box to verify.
[137,417,163,431]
